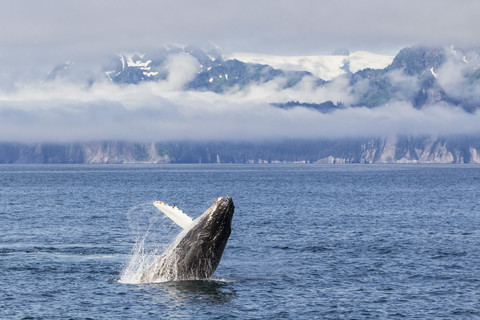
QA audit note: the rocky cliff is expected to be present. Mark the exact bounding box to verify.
[1,136,479,164]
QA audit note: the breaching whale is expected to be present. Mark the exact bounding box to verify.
[140,196,234,282]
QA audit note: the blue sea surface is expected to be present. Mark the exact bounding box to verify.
[1,164,480,319]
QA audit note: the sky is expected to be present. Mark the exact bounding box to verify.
[1,0,480,57]
[1,0,480,142]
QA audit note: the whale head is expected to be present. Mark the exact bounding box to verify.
[193,196,235,245]
[175,196,235,278]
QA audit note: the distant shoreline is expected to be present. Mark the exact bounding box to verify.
[2,136,480,164]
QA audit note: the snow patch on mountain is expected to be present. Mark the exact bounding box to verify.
[225,51,394,80]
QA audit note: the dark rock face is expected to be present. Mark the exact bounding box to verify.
[388,46,446,76]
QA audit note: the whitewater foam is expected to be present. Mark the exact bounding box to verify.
[119,202,180,284]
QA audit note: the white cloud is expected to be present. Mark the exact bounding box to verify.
[1,70,480,142]
[437,53,480,104]
[160,54,200,91]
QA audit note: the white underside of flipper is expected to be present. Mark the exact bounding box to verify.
[153,201,194,229]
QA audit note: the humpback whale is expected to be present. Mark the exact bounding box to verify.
[140,196,234,282]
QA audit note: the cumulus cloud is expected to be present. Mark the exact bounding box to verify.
[436,51,480,104]
[159,54,200,91]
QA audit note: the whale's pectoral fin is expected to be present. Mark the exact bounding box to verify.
[153,201,194,229]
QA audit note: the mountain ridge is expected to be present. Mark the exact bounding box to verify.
[45,44,480,112]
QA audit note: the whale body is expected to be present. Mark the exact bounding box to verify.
[140,196,234,282]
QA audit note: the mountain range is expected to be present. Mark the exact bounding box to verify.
[2,44,480,164]
[46,44,480,112]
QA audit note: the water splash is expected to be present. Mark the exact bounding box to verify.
[119,202,180,284]
[137,225,193,283]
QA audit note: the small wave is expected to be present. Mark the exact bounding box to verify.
[271,245,332,253]
[154,279,237,304]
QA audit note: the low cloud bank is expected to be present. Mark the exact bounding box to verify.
[1,87,479,143]
[1,51,480,143]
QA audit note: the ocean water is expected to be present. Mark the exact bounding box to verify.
[1,164,480,319]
